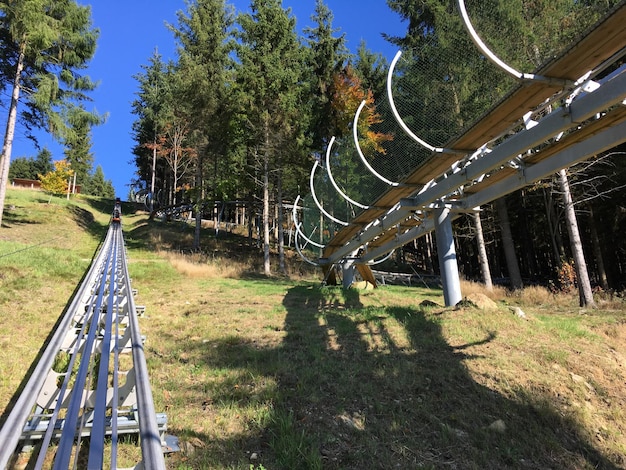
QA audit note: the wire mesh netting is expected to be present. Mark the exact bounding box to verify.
[297,0,623,252]
[298,192,343,252]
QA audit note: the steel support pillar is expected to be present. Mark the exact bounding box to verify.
[342,259,355,289]
[434,206,462,306]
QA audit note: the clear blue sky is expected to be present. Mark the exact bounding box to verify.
[8,1,406,198]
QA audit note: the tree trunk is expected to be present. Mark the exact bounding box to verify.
[473,210,493,291]
[587,204,609,291]
[425,232,434,275]
[519,190,539,279]
[150,137,157,213]
[263,123,271,275]
[495,197,523,289]
[557,169,596,307]
[239,195,244,226]
[172,147,178,206]
[193,153,203,251]
[247,196,253,243]
[0,41,26,227]
[543,187,565,267]
[277,171,286,274]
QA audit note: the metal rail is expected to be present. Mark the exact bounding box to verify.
[0,222,167,469]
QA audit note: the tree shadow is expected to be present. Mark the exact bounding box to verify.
[79,195,118,215]
[1,197,110,236]
[68,205,109,240]
[158,284,621,469]
[0,204,44,228]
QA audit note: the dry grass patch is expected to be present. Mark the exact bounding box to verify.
[160,250,254,279]
[459,279,509,301]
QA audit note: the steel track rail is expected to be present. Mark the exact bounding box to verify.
[0,222,166,470]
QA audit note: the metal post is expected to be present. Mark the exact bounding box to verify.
[434,206,462,306]
[342,260,355,289]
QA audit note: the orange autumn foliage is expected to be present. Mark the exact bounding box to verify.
[330,65,393,156]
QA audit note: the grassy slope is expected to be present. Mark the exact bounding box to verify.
[1,188,625,470]
[0,190,110,414]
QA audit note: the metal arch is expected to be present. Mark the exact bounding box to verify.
[310,159,350,226]
[326,136,370,209]
[296,223,324,249]
[367,248,395,266]
[294,227,322,266]
[387,52,447,154]
[457,0,570,86]
[353,101,400,187]
[292,195,326,249]
[294,183,394,267]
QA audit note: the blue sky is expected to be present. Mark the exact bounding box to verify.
[8,1,406,198]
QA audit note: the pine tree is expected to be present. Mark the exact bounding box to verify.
[10,147,54,180]
[8,156,32,180]
[169,0,234,249]
[84,165,114,198]
[131,50,172,212]
[33,148,54,177]
[64,105,105,187]
[353,40,388,101]
[304,0,348,152]
[236,0,307,274]
[0,0,100,225]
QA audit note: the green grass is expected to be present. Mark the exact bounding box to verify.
[140,280,625,469]
[1,188,625,469]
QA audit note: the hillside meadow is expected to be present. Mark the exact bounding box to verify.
[0,188,624,469]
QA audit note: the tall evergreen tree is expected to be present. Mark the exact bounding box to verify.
[8,148,53,180]
[353,40,388,101]
[32,147,54,177]
[63,105,105,187]
[304,0,347,152]
[169,0,234,249]
[8,156,33,180]
[84,164,114,198]
[236,0,307,274]
[0,0,100,225]
[131,50,172,212]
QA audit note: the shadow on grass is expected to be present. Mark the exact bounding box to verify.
[160,284,621,469]
[68,205,109,240]
[79,195,118,217]
[0,205,44,228]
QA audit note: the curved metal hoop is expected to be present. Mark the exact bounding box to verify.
[292,195,326,249]
[325,136,369,209]
[310,160,350,227]
[457,0,570,85]
[367,249,395,266]
[353,101,400,187]
[294,228,321,266]
[387,52,445,153]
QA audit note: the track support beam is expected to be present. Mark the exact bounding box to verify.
[434,206,462,306]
